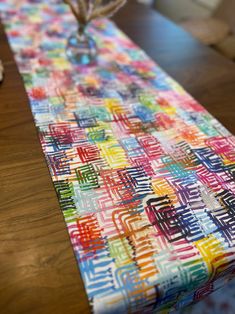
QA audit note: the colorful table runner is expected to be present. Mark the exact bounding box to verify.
[1,1,235,313]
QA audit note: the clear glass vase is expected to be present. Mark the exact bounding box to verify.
[66,25,97,65]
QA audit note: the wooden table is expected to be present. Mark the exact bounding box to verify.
[0,2,235,314]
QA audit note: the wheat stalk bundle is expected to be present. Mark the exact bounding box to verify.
[64,0,127,32]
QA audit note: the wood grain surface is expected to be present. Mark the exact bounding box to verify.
[0,1,234,314]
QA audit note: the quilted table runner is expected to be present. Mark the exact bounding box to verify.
[1,1,235,313]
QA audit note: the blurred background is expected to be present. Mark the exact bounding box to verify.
[139,0,235,61]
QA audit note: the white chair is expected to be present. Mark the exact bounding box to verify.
[180,1,229,44]
[180,0,235,59]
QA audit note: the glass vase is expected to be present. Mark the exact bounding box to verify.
[66,25,97,65]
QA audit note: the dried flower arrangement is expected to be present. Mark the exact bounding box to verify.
[64,0,127,34]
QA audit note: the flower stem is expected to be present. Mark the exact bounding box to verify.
[78,23,86,37]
